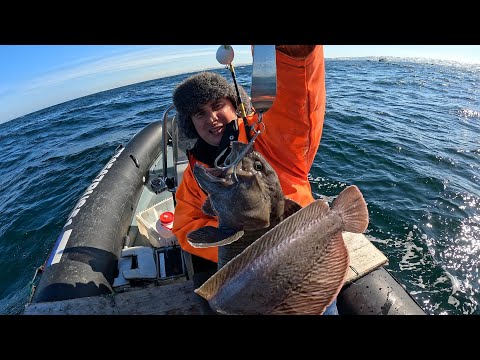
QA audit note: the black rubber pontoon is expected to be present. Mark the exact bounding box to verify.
[337,266,425,315]
[32,121,164,303]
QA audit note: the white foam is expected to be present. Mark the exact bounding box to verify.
[444,270,462,295]
[448,295,460,308]
[399,241,425,270]
[432,275,449,286]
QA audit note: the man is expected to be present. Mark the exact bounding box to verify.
[172,45,334,314]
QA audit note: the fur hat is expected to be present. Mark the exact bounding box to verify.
[173,71,251,139]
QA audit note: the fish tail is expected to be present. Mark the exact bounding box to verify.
[331,185,369,233]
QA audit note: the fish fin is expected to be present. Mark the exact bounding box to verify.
[188,226,244,248]
[270,232,349,314]
[283,198,302,219]
[201,197,216,217]
[195,200,331,303]
[331,185,369,233]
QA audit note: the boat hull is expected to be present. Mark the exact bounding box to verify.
[338,266,425,315]
[32,121,164,303]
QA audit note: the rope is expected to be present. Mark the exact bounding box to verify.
[27,265,44,304]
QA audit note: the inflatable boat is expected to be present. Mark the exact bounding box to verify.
[23,103,426,315]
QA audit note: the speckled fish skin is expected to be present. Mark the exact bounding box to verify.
[188,141,301,269]
[195,185,369,315]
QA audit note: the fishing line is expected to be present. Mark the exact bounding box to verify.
[215,45,266,182]
[216,45,249,124]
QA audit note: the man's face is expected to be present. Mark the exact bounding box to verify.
[191,98,237,146]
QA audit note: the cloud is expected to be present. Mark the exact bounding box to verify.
[22,46,222,92]
[0,45,252,123]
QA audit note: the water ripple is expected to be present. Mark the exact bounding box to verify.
[1,60,479,314]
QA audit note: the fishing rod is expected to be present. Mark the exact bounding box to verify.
[215,45,261,182]
[216,45,249,123]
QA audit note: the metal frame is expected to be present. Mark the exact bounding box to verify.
[162,104,175,186]
[160,103,194,280]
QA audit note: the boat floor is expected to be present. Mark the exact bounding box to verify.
[23,233,387,315]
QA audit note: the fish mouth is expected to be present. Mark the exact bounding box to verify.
[194,163,253,190]
[234,167,254,180]
[198,166,225,179]
[194,165,232,188]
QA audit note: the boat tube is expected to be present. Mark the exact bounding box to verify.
[32,121,164,303]
[338,267,425,315]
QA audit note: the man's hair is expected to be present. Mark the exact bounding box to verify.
[173,71,251,139]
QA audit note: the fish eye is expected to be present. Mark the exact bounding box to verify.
[254,161,263,171]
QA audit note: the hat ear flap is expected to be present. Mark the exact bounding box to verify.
[177,111,198,139]
[176,113,198,152]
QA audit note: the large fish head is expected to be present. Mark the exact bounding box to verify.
[193,141,285,230]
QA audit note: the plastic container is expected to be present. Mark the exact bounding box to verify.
[159,211,174,230]
[136,197,177,248]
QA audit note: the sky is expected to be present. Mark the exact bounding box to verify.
[1,45,480,124]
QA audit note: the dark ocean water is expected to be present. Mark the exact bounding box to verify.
[1,58,479,315]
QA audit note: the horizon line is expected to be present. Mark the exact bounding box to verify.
[2,55,478,125]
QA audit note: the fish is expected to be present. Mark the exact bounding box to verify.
[187,141,302,269]
[194,184,369,315]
